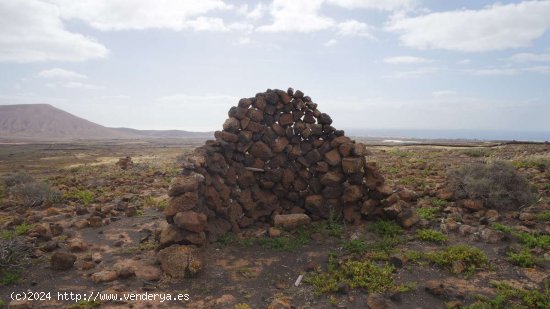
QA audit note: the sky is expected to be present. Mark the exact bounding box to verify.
[1,0,550,137]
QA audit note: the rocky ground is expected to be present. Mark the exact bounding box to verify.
[0,140,549,309]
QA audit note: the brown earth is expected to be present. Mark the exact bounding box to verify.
[0,140,549,309]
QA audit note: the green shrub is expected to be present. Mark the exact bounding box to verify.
[462,148,494,158]
[368,220,403,237]
[11,182,63,207]
[0,237,32,281]
[507,249,538,267]
[491,223,550,250]
[14,223,32,236]
[343,239,369,254]
[464,281,550,309]
[66,189,94,205]
[537,211,550,222]
[515,232,550,250]
[416,229,448,243]
[0,271,21,286]
[425,245,488,274]
[3,171,33,188]
[431,198,448,207]
[304,255,398,294]
[448,161,535,210]
[512,158,549,171]
[258,232,310,252]
[418,207,439,221]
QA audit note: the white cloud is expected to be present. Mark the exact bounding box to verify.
[388,1,550,52]
[227,22,254,33]
[432,90,457,97]
[524,66,550,74]
[46,81,102,89]
[235,37,252,46]
[324,39,338,47]
[385,67,439,78]
[237,3,266,20]
[466,68,518,76]
[509,52,550,62]
[383,56,431,64]
[0,0,108,62]
[184,17,229,32]
[327,0,415,11]
[47,0,231,31]
[157,94,239,103]
[38,68,87,79]
[458,59,472,65]
[257,0,334,33]
[337,20,374,38]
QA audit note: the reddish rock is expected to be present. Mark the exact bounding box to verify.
[160,224,185,247]
[342,157,363,174]
[461,199,484,211]
[343,206,361,224]
[92,270,118,283]
[222,117,240,132]
[361,199,379,215]
[352,143,367,156]
[278,113,294,127]
[157,245,202,278]
[305,195,324,209]
[174,211,207,233]
[248,108,264,122]
[51,251,76,270]
[398,208,420,228]
[318,113,332,125]
[273,214,311,229]
[305,149,322,164]
[220,131,239,143]
[320,171,344,186]
[272,137,289,152]
[338,143,352,157]
[343,185,362,203]
[250,141,273,160]
[168,175,200,197]
[164,192,198,216]
[324,149,341,166]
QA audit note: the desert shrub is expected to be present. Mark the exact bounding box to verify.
[416,229,448,243]
[11,182,63,207]
[367,220,403,237]
[3,171,33,188]
[462,148,494,158]
[448,161,535,210]
[425,245,488,274]
[0,237,32,272]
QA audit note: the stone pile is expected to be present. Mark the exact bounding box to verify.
[161,88,395,246]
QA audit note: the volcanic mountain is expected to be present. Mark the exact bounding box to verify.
[0,104,211,140]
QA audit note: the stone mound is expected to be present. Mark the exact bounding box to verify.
[162,88,394,246]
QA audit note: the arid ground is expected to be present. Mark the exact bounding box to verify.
[0,139,549,309]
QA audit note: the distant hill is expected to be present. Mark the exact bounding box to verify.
[113,127,213,139]
[0,104,212,140]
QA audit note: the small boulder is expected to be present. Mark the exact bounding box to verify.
[366,293,386,309]
[173,211,207,233]
[7,300,33,309]
[273,214,311,230]
[268,297,291,309]
[398,208,420,229]
[157,245,203,278]
[168,175,200,197]
[91,270,118,283]
[50,251,76,270]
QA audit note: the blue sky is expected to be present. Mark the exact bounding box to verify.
[1,0,549,134]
